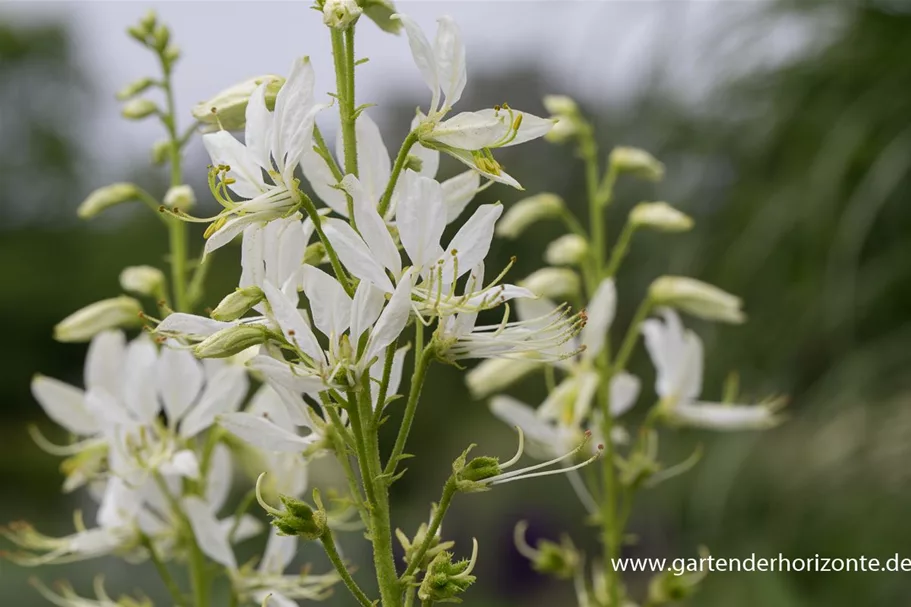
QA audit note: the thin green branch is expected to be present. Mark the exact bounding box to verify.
[140,533,188,607]
[377,130,419,217]
[401,478,457,580]
[321,529,374,607]
[384,343,434,477]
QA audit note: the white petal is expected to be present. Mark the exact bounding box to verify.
[240,222,267,290]
[205,213,279,258]
[471,108,554,147]
[323,218,395,292]
[183,495,236,569]
[122,336,160,423]
[31,375,97,435]
[581,278,616,359]
[442,147,523,189]
[267,214,308,290]
[219,412,316,452]
[248,355,327,395]
[672,401,778,430]
[248,384,294,429]
[180,365,249,439]
[205,443,233,512]
[301,265,352,338]
[363,269,414,366]
[272,57,316,173]
[301,146,348,215]
[156,344,204,423]
[430,110,508,150]
[396,170,446,272]
[256,591,298,607]
[434,16,467,110]
[442,204,503,281]
[223,514,263,543]
[489,396,558,446]
[259,530,297,574]
[349,279,386,346]
[203,131,266,198]
[84,331,125,398]
[244,83,273,169]
[160,449,200,479]
[157,313,234,338]
[351,112,392,204]
[395,13,440,113]
[409,113,440,179]
[610,372,640,417]
[262,281,326,363]
[441,170,480,224]
[341,174,401,275]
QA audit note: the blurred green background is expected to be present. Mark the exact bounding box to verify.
[2,1,911,605]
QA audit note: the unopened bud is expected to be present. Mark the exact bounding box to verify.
[139,10,157,32]
[77,183,141,219]
[466,358,541,399]
[303,242,327,266]
[403,154,424,173]
[514,522,579,580]
[119,265,165,297]
[544,118,580,144]
[496,193,564,239]
[649,276,745,324]
[116,77,155,101]
[322,0,363,29]
[194,325,270,359]
[647,547,709,604]
[163,184,196,209]
[211,287,265,322]
[54,296,143,342]
[609,146,665,181]
[272,495,327,540]
[542,95,578,116]
[630,202,693,232]
[152,24,170,51]
[363,0,401,34]
[418,542,478,603]
[151,140,171,165]
[544,234,589,266]
[121,98,158,120]
[520,268,581,300]
[191,75,285,131]
[162,44,181,65]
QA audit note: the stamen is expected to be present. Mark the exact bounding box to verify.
[255,473,284,517]
[485,431,598,485]
[500,427,526,469]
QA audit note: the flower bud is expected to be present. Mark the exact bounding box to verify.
[630,202,693,232]
[121,98,158,120]
[362,0,401,34]
[77,183,141,219]
[514,522,580,580]
[609,146,665,181]
[119,265,165,297]
[191,75,284,131]
[649,276,745,324]
[418,545,478,604]
[271,495,327,540]
[520,268,581,300]
[647,547,709,605]
[151,140,170,165]
[139,10,157,32]
[466,358,541,399]
[496,193,565,239]
[543,95,579,117]
[396,504,456,572]
[544,118,579,144]
[322,0,363,29]
[53,296,143,342]
[162,45,181,65]
[544,234,589,266]
[303,242,327,266]
[163,184,196,210]
[116,77,155,101]
[152,24,170,52]
[194,325,270,359]
[211,287,265,322]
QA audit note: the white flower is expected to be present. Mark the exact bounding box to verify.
[300,110,482,224]
[30,331,248,488]
[197,57,326,255]
[394,14,554,188]
[322,0,362,28]
[642,308,780,430]
[435,263,583,362]
[325,170,532,318]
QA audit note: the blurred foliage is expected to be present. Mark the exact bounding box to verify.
[2,2,911,606]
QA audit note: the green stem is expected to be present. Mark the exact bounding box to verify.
[377,130,419,217]
[324,396,371,528]
[604,221,637,278]
[332,27,359,221]
[299,193,355,297]
[404,587,417,607]
[612,298,653,375]
[401,478,457,580]
[384,343,434,477]
[141,533,188,607]
[373,340,399,426]
[313,124,344,181]
[321,529,374,607]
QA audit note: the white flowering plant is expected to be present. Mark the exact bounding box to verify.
[3,4,783,607]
